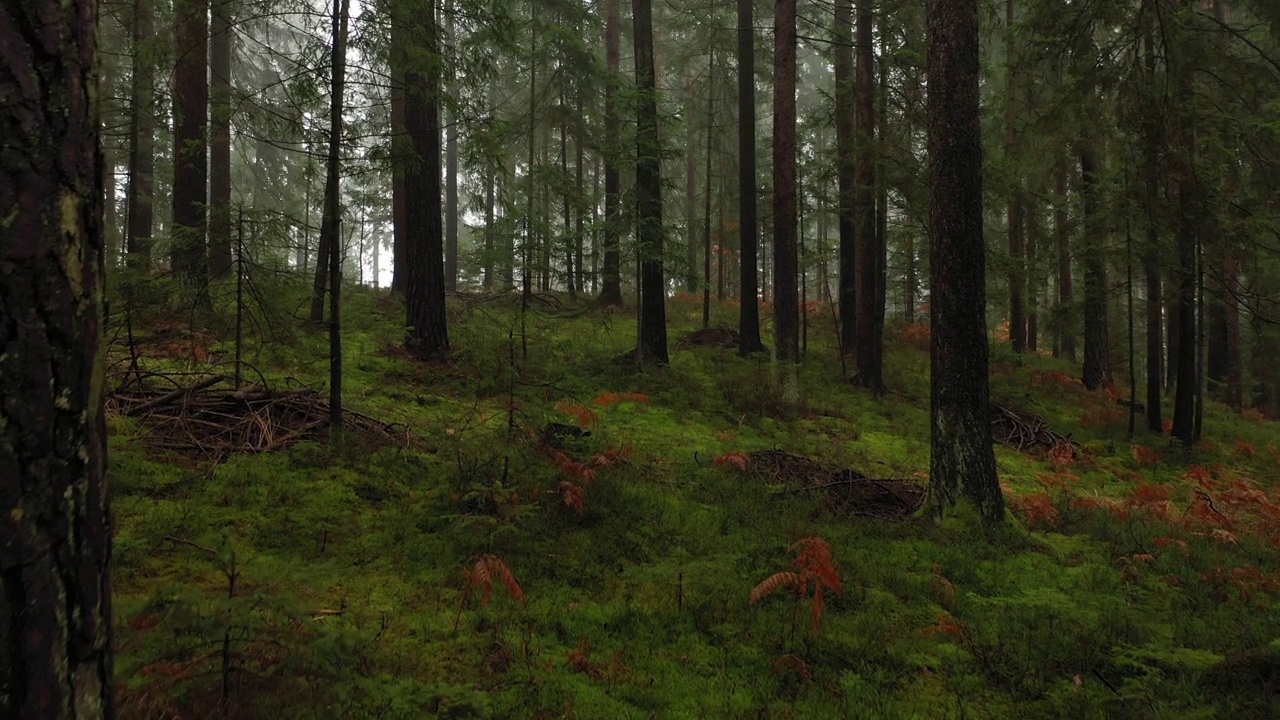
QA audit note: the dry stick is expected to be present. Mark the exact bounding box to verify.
[130,374,226,414]
[164,535,218,556]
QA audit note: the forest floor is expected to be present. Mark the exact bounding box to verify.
[107,286,1280,719]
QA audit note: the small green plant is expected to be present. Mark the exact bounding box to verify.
[750,536,843,634]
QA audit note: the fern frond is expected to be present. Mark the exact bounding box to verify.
[750,571,799,603]
[485,555,526,604]
[810,586,824,633]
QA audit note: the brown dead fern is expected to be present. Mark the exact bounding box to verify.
[750,536,843,634]
[454,554,525,632]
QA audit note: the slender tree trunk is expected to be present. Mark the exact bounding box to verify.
[835,0,856,352]
[209,0,233,279]
[702,51,715,330]
[685,69,699,293]
[854,0,881,389]
[390,24,409,294]
[634,0,668,363]
[772,0,799,364]
[445,1,458,292]
[575,90,586,294]
[599,0,623,304]
[483,131,495,289]
[404,0,450,358]
[1055,159,1075,361]
[1026,196,1039,351]
[172,0,210,291]
[0,0,114,712]
[325,0,350,429]
[1081,145,1110,389]
[926,0,1004,525]
[1005,0,1025,354]
[737,0,765,355]
[1225,252,1243,411]
[126,0,155,270]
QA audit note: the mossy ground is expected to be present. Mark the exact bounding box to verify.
[110,286,1280,719]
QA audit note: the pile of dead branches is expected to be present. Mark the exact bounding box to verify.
[677,327,740,349]
[744,449,925,519]
[108,374,405,458]
[990,403,1077,456]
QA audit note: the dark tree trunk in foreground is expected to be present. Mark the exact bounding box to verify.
[1143,23,1163,431]
[209,0,233,279]
[126,0,155,270]
[172,0,209,290]
[1172,162,1198,446]
[925,0,1004,525]
[404,0,450,358]
[0,0,115,713]
[599,0,624,305]
[835,0,856,352]
[1081,145,1110,390]
[854,0,882,389]
[773,0,799,364]
[737,0,765,355]
[634,0,668,364]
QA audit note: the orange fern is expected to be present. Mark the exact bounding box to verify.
[714,451,750,471]
[555,401,599,429]
[591,391,651,408]
[463,554,526,607]
[750,536,843,633]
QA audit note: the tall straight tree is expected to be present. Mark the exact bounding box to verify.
[1005,0,1025,353]
[444,0,458,292]
[925,0,1004,525]
[1054,159,1075,360]
[209,0,233,279]
[684,69,699,293]
[773,0,799,363]
[322,0,351,428]
[172,0,210,290]
[599,0,623,305]
[737,0,765,355]
[1142,20,1163,432]
[854,0,881,389]
[0,0,114,712]
[634,0,668,363]
[1080,143,1110,389]
[390,20,409,294]
[404,0,450,358]
[834,0,856,353]
[126,0,155,270]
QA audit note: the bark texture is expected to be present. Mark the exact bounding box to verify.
[634,0,669,364]
[736,0,765,355]
[599,0,623,305]
[0,0,114,713]
[772,0,799,364]
[404,0,450,359]
[925,0,1005,525]
[172,0,210,289]
[835,0,857,351]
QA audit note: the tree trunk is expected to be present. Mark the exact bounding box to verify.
[326,0,350,429]
[737,0,765,355]
[835,0,856,352]
[634,0,668,364]
[390,25,409,294]
[172,0,209,290]
[772,0,799,364]
[209,0,233,280]
[575,90,586,294]
[404,0,450,359]
[855,0,881,388]
[685,69,699,293]
[702,51,716,330]
[445,1,458,292]
[1005,0,1025,354]
[926,0,1004,525]
[1081,145,1109,390]
[1026,197,1040,351]
[1055,159,1075,360]
[599,0,624,305]
[126,0,155,270]
[0,0,114,712]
